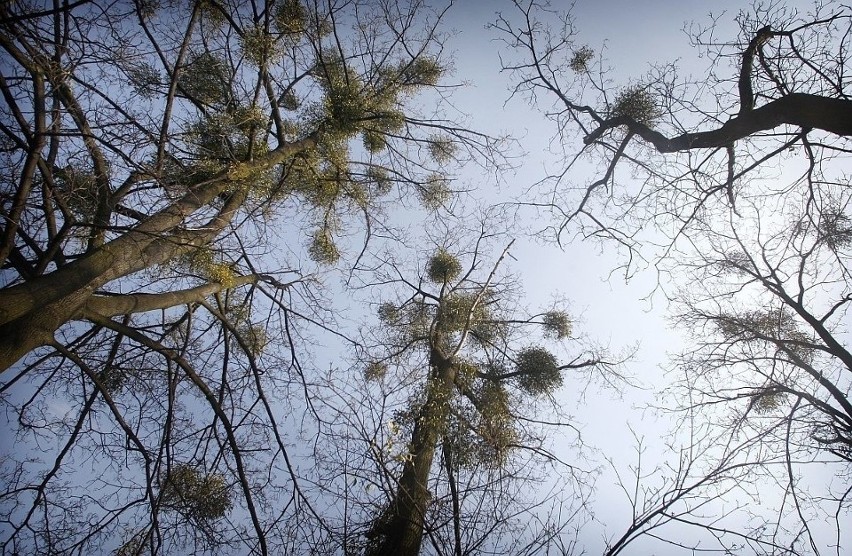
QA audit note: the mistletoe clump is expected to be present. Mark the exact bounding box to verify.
[514,347,562,395]
[418,173,452,210]
[178,52,230,105]
[427,249,462,283]
[611,85,658,126]
[542,310,572,339]
[569,45,594,72]
[309,228,340,265]
[160,465,232,520]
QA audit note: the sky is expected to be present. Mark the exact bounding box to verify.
[1,1,842,554]
[414,1,829,553]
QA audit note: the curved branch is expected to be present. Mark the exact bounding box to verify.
[738,26,775,115]
[82,275,261,317]
[585,93,851,151]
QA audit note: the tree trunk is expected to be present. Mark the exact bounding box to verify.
[0,228,205,371]
[368,356,455,556]
[0,136,317,372]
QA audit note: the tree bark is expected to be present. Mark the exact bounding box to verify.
[368,355,455,556]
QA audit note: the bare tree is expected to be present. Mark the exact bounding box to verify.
[664,197,852,553]
[495,1,852,553]
[495,0,851,269]
[0,1,498,553]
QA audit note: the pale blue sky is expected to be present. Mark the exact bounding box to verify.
[1,1,838,554]
[426,1,830,553]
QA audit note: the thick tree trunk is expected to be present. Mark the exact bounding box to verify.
[0,135,317,372]
[368,356,455,556]
[0,228,208,371]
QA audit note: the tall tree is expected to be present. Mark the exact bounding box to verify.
[314,219,620,556]
[497,1,852,552]
[666,199,852,552]
[0,1,495,553]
